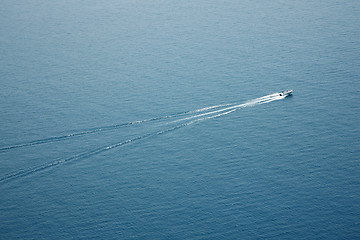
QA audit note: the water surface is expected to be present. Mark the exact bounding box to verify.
[1,0,359,239]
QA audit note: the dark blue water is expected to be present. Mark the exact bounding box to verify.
[1,0,359,239]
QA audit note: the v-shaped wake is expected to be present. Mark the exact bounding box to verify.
[0,92,286,183]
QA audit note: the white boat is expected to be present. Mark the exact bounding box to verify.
[280,90,293,97]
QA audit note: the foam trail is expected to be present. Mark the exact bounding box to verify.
[170,104,246,123]
[0,108,239,183]
[0,92,284,184]
[171,93,281,123]
[0,103,231,152]
[192,103,234,112]
[0,123,188,183]
[0,94,279,152]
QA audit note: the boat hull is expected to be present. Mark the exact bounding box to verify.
[280,90,293,96]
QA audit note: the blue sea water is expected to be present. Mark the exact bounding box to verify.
[1,0,359,239]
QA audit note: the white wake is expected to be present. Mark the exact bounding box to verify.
[0,92,286,183]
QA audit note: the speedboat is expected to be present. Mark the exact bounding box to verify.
[280,90,293,97]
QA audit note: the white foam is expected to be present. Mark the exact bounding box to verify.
[0,92,286,183]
